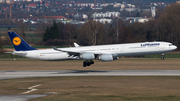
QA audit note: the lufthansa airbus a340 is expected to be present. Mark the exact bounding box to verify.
[8,32,177,67]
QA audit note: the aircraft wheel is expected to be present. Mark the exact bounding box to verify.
[83,60,94,67]
[161,57,164,60]
[87,62,91,66]
[83,61,87,67]
[161,53,164,60]
[91,61,94,64]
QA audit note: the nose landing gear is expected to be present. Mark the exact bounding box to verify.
[161,53,164,60]
[83,60,94,67]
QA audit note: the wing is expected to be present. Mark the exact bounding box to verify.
[52,46,102,58]
[52,46,80,56]
[52,46,118,60]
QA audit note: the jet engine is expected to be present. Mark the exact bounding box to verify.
[80,53,95,60]
[99,54,119,61]
[99,54,113,61]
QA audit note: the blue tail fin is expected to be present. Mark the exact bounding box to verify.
[8,32,37,51]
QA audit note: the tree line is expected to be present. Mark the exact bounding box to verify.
[0,3,178,51]
[42,3,180,51]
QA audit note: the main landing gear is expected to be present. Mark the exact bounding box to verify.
[83,60,94,67]
[161,53,164,60]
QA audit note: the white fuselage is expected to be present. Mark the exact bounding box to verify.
[13,42,177,61]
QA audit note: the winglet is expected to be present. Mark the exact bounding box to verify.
[74,42,80,47]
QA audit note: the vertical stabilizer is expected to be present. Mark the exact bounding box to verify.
[8,32,37,51]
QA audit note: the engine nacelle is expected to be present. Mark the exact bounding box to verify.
[99,54,119,61]
[80,53,95,60]
[99,54,113,61]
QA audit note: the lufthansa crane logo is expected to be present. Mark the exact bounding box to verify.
[13,37,21,46]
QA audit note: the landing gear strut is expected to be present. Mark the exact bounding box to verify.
[161,53,164,60]
[83,60,94,67]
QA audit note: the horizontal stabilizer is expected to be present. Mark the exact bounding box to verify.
[12,51,27,56]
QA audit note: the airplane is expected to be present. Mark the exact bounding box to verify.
[8,32,177,67]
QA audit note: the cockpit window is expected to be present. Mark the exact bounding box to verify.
[169,44,173,46]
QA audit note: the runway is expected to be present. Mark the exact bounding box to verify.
[1,70,180,80]
[1,70,180,101]
[0,95,47,101]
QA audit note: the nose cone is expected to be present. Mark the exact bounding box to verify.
[174,46,177,50]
